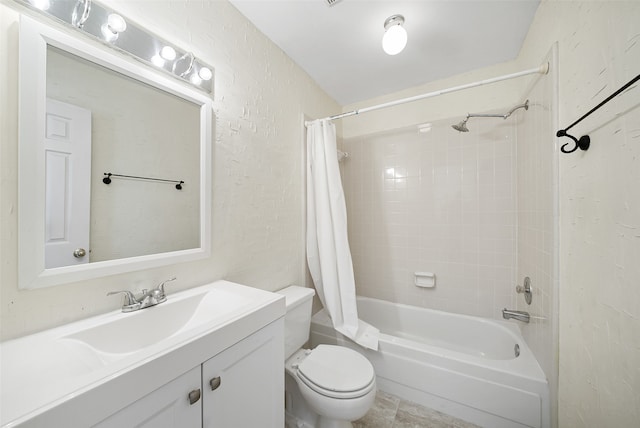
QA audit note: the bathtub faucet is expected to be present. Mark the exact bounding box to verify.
[502,308,530,323]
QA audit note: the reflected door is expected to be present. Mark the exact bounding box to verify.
[44,98,92,268]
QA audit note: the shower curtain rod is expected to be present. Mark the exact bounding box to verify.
[305,63,549,126]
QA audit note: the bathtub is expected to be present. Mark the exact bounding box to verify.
[310,297,550,428]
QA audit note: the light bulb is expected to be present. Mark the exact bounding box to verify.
[198,67,213,81]
[190,74,202,85]
[29,0,50,10]
[151,55,165,67]
[101,23,117,41]
[101,14,126,42]
[382,24,407,55]
[107,14,127,33]
[160,46,176,61]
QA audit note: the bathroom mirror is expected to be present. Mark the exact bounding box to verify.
[18,16,213,289]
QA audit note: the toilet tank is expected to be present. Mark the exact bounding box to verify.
[276,286,316,359]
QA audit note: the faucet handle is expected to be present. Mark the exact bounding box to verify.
[107,290,139,306]
[154,277,177,297]
[515,277,533,305]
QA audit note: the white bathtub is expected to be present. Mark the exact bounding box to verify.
[310,297,550,428]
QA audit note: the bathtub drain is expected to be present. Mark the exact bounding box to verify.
[514,344,520,358]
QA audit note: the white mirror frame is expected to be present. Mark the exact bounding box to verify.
[18,16,213,289]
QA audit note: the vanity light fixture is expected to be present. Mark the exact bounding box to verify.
[101,13,126,42]
[152,46,177,68]
[71,0,91,29]
[27,0,50,10]
[151,54,165,67]
[190,73,202,85]
[198,67,213,81]
[382,14,407,55]
[172,52,196,78]
[160,46,177,61]
[18,0,214,93]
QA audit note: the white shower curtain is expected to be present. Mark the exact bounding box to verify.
[306,119,379,350]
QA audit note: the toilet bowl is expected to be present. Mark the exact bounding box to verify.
[277,286,377,428]
[286,345,376,427]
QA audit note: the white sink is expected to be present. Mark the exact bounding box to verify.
[63,287,248,355]
[0,280,285,428]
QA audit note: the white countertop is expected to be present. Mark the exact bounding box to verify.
[0,280,284,427]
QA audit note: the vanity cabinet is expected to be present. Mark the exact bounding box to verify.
[94,366,202,428]
[93,320,284,428]
[202,318,284,427]
[1,281,286,427]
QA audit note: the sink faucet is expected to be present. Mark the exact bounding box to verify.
[502,308,530,323]
[108,277,177,312]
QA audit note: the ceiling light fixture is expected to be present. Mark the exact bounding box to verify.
[382,14,407,56]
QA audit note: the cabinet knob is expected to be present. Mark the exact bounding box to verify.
[188,388,201,405]
[209,376,221,391]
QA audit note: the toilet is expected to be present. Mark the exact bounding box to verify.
[277,286,376,428]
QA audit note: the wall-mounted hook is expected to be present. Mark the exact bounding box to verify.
[556,130,590,154]
[557,73,639,154]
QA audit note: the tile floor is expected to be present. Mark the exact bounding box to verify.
[354,391,481,428]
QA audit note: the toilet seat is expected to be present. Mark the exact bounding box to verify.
[296,345,375,399]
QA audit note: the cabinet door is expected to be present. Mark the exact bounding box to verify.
[202,320,284,428]
[94,366,202,428]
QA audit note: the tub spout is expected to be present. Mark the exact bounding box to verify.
[502,308,530,323]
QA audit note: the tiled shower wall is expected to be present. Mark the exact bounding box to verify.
[341,116,517,320]
[515,49,558,424]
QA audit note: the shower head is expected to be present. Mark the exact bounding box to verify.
[452,117,469,132]
[451,99,530,133]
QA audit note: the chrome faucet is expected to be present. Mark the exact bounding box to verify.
[502,308,530,323]
[108,277,177,312]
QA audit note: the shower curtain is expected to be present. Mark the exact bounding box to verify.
[306,119,379,350]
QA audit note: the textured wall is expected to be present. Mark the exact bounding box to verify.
[0,1,339,340]
[515,1,640,426]
[341,117,517,319]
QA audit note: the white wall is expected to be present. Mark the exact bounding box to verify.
[342,117,518,319]
[0,1,339,341]
[516,1,640,426]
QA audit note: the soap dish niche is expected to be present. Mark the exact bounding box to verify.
[414,272,435,288]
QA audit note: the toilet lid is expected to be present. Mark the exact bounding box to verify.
[297,345,374,396]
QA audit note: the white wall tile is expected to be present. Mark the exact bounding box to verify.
[342,119,517,319]
[514,46,559,427]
